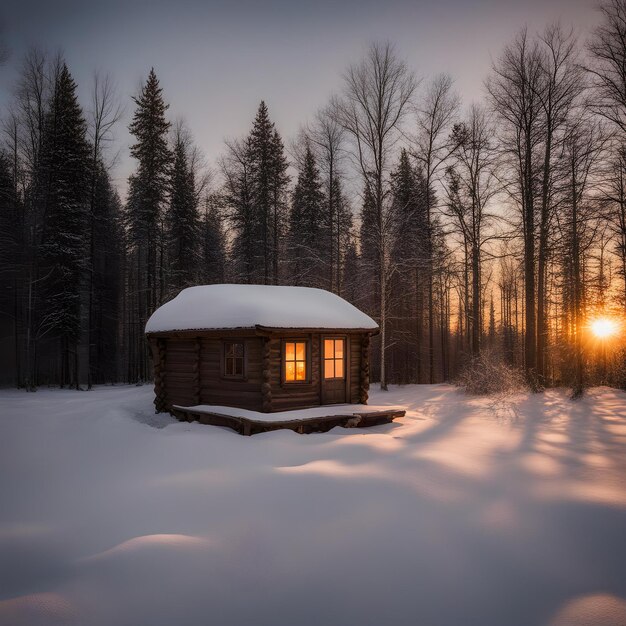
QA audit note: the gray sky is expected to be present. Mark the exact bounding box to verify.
[0,0,601,194]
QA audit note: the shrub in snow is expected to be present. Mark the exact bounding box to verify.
[455,349,527,396]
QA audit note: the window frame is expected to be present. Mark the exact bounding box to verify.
[221,339,247,380]
[323,336,346,380]
[281,338,311,385]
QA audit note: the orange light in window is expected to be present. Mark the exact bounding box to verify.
[335,359,344,378]
[324,338,345,379]
[296,361,306,381]
[285,341,307,382]
[324,360,334,379]
[335,341,343,359]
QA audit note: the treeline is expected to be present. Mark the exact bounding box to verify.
[2,1,626,393]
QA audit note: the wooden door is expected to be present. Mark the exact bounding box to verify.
[321,337,347,405]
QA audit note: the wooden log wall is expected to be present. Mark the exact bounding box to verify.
[153,337,168,413]
[192,338,201,406]
[349,335,362,403]
[268,333,321,411]
[262,337,272,412]
[199,337,264,410]
[162,338,197,408]
[157,336,265,411]
[149,328,374,414]
[360,334,370,404]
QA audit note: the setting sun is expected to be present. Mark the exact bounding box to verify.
[590,317,619,339]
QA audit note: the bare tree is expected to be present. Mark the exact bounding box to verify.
[13,48,51,389]
[497,244,523,366]
[333,42,416,390]
[220,136,255,282]
[487,29,545,388]
[16,48,48,177]
[560,115,607,396]
[444,105,500,356]
[88,72,123,168]
[604,143,626,307]
[412,74,459,382]
[588,0,626,133]
[86,72,123,388]
[588,0,626,315]
[307,105,348,293]
[534,24,583,385]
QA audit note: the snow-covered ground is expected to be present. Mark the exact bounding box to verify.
[1,384,626,626]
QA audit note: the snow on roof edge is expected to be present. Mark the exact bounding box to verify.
[145,284,378,334]
[147,325,379,333]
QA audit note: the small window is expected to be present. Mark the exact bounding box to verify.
[223,341,245,378]
[284,341,307,382]
[324,338,345,379]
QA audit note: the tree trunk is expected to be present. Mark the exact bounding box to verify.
[523,137,537,388]
[571,160,584,398]
[471,242,480,356]
[537,128,552,387]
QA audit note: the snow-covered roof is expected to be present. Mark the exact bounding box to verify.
[145,284,378,334]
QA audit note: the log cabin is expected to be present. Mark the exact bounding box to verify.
[145,284,379,414]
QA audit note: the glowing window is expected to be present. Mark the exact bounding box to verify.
[284,341,307,382]
[324,338,345,379]
[224,341,245,378]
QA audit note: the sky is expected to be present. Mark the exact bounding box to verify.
[0,0,602,196]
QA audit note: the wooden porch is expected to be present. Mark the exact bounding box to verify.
[171,405,405,436]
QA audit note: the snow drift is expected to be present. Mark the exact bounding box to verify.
[1,384,626,626]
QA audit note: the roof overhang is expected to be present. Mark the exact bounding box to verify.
[146,326,379,339]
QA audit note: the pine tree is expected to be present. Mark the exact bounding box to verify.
[226,102,289,284]
[199,193,226,284]
[329,177,353,295]
[126,68,171,380]
[288,144,326,286]
[248,101,274,283]
[0,151,20,385]
[39,63,91,387]
[341,239,360,305]
[247,101,289,284]
[127,68,171,307]
[390,149,426,272]
[91,163,123,382]
[359,184,379,312]
[269,128,289,283]
[167,129,200,294]
[221,137,255,282]
[387,149,427,383]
